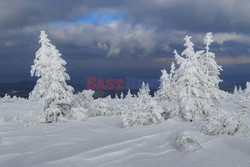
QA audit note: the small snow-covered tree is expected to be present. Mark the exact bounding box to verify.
[120,92,125,99]
[69,90,95,120]
[30,31,74,123]
[122,82,164,127]
[125,89,133,99]
[244,82,250,97]
[156,69,171,101]
[239,85,243,94]
[70,107,88,121]
[121,98,164,127]
[91,101,113,117]
[233,85,239,95]
[171,36,215,121]
[137,82,150,98]
[72,90,94,109]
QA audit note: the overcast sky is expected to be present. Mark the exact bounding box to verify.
[0,0,250,89]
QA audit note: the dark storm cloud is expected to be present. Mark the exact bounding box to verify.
[119,0,250,33]
[0,0,87,31]
[1,0,250,83]
[2,0,250,33]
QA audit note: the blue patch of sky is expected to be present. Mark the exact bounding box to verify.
[52,11,124,26]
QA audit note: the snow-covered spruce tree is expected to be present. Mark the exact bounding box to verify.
[30,31,74,123]
[200,32,223,110]
[171,36,215,121]
[120,92,125,99]
[239,86,243,94]
[244,82,250,97]
[125,89,133,99]
[156,69,171,101]
[121,82,164,127]
[137,82,150,98]
[234,85,239,95]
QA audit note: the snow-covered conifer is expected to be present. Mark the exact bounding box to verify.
[234,85,239,95]
[244,82,250,97]
[125,89,133,99]
[138,82,150,98]
[120,92,124,99]
[70,90,95,120]
[122,82,164,127]
[72,90,94,109]
[171,36,215,121]
[156,69,171,101]
[91,101,113,117]
[200,32,223,109]
[30,31,74,123]
[121,98,164,127]
[239,86,243,94]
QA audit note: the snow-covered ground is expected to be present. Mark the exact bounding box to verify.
[0,100,250,167]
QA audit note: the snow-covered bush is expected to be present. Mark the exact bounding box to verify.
[72,90,94,109]
[122,84,164,127]
[202,113,249,136]
[175,131,202,152]
[160,102,173,120]
[68,107,88,121]
[67,90,95,120]
[113,104,129,116]
[0,94,27,103]
[89,100,113,117]
[122,99,164,127]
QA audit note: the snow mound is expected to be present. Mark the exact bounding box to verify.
[175,131,202,152]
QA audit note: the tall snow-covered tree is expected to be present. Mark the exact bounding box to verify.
[200,32,223,108]
[30,30,74,123]
[156,69,171,101]
[171,36,215,121]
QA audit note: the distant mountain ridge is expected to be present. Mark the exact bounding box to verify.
[0,80,247,98]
